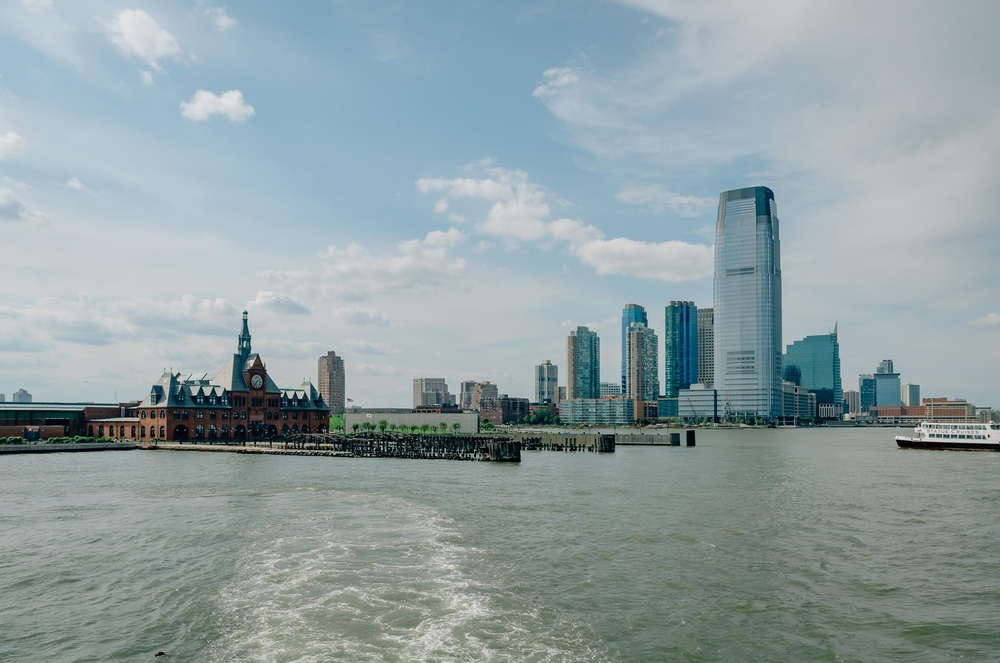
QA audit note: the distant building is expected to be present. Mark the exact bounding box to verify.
[657,398,679,418]
[679,385,718,421]
[470,381,499,411]
[412,378,455,408]
[0,393,5,402]
[558,386,567,402]
[459,380,477,409]
[566,326,600,400]
[780,380,817,422]
[869,399,978,425]
[843,390,861,414]
[479,395,529,426]
[559,398,633,426]
[902,383,921,407]
[697,308,714,387]
[621,304,647,395]
[783,326,842,406]
[599,382,621,398]
[626,322,659,421]
[874,360,902,407]
[535,361,559,404]
[317,351,345,415]
[714,186,782,420]
[859,374,876,413]
[12,388,32,403]
[0,402,120,440]
[345,408,479,434]
[664,301,698,398]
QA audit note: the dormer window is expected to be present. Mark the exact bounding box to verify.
[177,392,185,402]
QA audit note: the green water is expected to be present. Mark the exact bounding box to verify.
[1,428,999,662]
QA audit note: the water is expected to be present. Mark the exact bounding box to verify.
[2,428,999,662]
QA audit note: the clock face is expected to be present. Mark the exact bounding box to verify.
[251,374,263,389]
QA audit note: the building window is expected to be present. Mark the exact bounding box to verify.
[241,411,247,420]
[141,410,146,419]
[182,411,189,420]
[197,410,204,419]
[159,426,165,438]
[98,425,104,437]
[283,412,288,420]
[131,426,136,438]
[160,410,165,419]
[222,411,228,419]
[173,411,180,419]
[196,425,204,440]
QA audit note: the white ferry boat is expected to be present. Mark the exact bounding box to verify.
[896,421,1000,451]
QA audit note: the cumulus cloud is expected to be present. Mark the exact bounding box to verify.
[180,90,255,123]
[970,313,1000,327]
[448,212,466,223]
[247,290,310,315]
[0,187,47,223]
[434,198,449,213]
[320,228,466,296]
[417,163,711,281]
[616,184,714,216]
[0,132,26,160]
[345,339,396,355]
[64,177,87,191]
[107,9,183,71]
[207,7,236,32]
[335,307,391,327]
[351,363,401,376]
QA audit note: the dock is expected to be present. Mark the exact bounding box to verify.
[0,442,138,454]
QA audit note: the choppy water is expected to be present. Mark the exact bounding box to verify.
[2,428,1000,662]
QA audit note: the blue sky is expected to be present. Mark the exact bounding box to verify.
[2,0,999,408]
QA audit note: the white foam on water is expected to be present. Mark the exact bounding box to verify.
[207,491,613,663]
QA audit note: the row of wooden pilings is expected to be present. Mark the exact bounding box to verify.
[279,432,523,462]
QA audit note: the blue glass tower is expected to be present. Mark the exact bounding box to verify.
[664,301,698,398]
[621,304,647,395]
[783,325,842,405]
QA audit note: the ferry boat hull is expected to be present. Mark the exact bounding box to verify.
[895,436,1000,451]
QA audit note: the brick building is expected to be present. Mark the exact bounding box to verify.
[132,312,329,442]
[479,395,529,426]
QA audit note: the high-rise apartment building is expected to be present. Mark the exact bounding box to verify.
[621,304,647,395]
[317,351,346,415]
[714,186,782,419]
[459,381,477,409]
[843,390,861,414]
[664,301,698,398]
[782,325,842,406]
[626,322,659,420]
[12,388,32,403]
[874,359,902,407]
[697,307,714,387]
[859,375,876,413]
[412,378,455,408]
[567,326,600,400]
[902,383,921,407]
[599,382,621,398]
[470,381,499,411]
[534,361,559,404]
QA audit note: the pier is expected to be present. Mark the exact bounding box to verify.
[0,442,138,454]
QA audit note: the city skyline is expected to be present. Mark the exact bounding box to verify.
[2,2,999,409]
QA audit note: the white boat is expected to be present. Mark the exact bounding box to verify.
[896,421,1000,451]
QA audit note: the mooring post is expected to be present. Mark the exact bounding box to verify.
[686,430,696,446]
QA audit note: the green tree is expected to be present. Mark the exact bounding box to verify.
[352,423,360,433]
[452,422,461,433]
[378,419,388,433]
[421,423,430,434]
[439,422,447,433]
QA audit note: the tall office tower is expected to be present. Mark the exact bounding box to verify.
[859,375,876,413]
[567,326,600,400]
[535,361,559,404]
[874,359,902,406]
[714,187,782,419]
[412,378,454,408]
[902,383,921,407]
[12,388,32,403]
[664,301,698,398]
[317,351,346,414]
[626,322,659,402]
[621,304,648,395]
[843,390,861,414]
[459,381,477,409]
[782,325,842,406]
[697,307,714,386]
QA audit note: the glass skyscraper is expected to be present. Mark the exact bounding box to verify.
[664,301,698,398]
[566,326,600,400]
[626,322,659,402]
[783,325,842,405]
[713,186,782,419]
[621,304,647,395]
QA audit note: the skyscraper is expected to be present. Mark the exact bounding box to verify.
[874,359,902,407]
[859,375,876,413]
[621,304,647,395]
[697,307,714,387]
[782,325,842,405]
[664,301,698,398]
[626,322,659,402]
[12,388,32,403]
[902,383,921,406]
[317,351,346,415]
[567,326,600,400]
[713,186,782,419]
[534,360,558,404]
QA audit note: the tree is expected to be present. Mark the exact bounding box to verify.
[378,419,388,433]
[389,423,398,433]
[352,423,360,433]
[439,422,447,433]
[420,423,430,434]
[452,422,461,433]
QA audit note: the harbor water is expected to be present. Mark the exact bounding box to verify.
[1,427,999,662]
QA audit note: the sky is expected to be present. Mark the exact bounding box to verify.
[2,0,999,408]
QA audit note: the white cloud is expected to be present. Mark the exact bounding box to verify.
[180,90,255,123]
[448,212,466,223]
[207,7,237,32]
[0,188,47,223]
[616,184,714,216]
[107,9,183,71]
[320,228,466,296]
[434,197,449,213]
[532,67,579,98]
[345,339,396,355]
[573,237,714,281]
[351,363,400,376]
[335,307,391,327]
[970,313,1000,327]
[64,177,87,191]
[140,70,154,86]
[246,290,310,315]
[0,132,26,160]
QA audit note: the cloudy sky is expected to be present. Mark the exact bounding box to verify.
[2,0,999,408]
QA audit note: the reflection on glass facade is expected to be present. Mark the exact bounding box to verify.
[621,304,647,396]
[713,187,782,419]
[664,301,698,398]
[783,326,842,405]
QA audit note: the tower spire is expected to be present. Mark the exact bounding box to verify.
[238,310,252,360]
